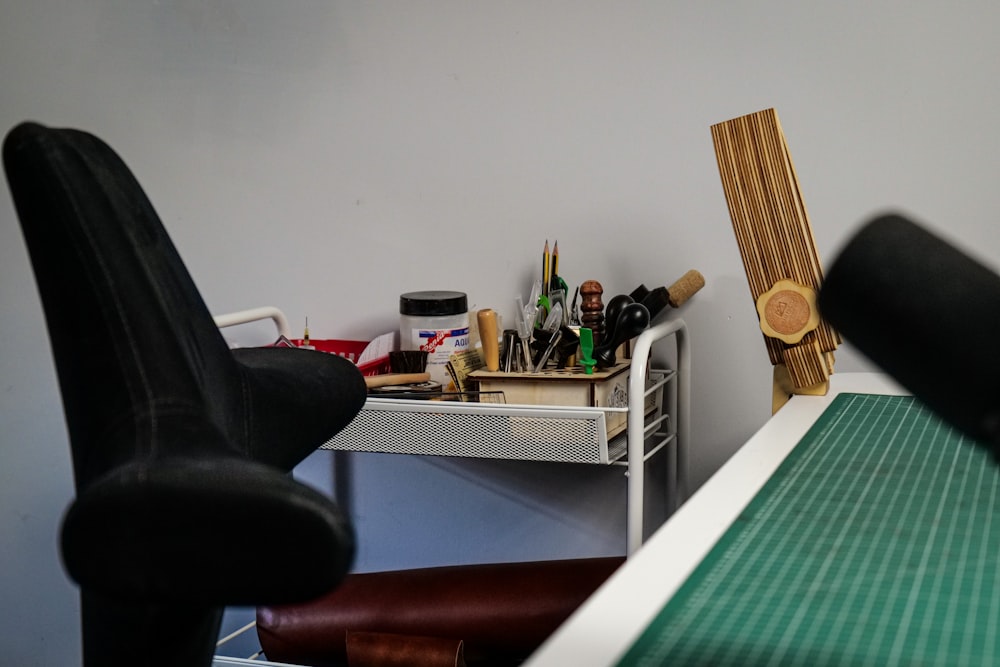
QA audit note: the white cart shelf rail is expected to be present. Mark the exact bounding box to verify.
[213,308,688,555]
[320,318,689,556]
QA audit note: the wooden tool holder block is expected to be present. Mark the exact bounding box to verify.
[469,362,658,440]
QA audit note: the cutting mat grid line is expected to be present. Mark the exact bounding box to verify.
[618,393,1000,666]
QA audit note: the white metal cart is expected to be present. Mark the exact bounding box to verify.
[212,309,689,662]
[319,317,689,555]
[216,307,689,554]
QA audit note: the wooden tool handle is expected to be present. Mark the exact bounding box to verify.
[364,372,430,389]
[579,280,606,345]
[478,308,500,371]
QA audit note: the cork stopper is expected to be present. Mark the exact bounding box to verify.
[666,269,706,308]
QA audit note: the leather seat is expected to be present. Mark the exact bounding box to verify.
[257,556,624,666]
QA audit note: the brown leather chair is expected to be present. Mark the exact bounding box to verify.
[257,556,624,666]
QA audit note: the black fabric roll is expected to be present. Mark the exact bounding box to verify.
[819,212,1000,450]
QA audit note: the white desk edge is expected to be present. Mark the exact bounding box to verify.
[524,372,908,666]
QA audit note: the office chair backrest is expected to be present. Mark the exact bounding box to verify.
[5,121,366,664]
[4,122,252,482]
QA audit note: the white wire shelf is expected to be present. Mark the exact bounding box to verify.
[213,309,689,556]
[321,369,673,465]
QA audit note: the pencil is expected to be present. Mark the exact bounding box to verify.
[552,240,559,287]
[542,239,551,297]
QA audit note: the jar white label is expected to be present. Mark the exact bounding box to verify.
[406,326,470,387]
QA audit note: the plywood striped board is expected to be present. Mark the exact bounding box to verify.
[711,109,840,389]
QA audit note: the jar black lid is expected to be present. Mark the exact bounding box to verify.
[399,291,468,316]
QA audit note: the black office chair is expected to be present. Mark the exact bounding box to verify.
[3,122,367,666]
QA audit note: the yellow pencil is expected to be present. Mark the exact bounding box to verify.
[542,239,551,296]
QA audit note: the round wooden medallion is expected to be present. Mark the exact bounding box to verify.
[756,279,820,344]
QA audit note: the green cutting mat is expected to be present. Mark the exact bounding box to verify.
[619,393,1000,666]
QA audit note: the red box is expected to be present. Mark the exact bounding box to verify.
[289,338,390,377]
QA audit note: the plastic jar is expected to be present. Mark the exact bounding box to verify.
[399,290,470,388]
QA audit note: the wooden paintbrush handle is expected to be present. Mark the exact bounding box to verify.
[478,308,500,371]
[364,372,431,389]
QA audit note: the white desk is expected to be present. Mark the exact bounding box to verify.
[525,373,907,666]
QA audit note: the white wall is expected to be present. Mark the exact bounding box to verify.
[4,1,1000,663]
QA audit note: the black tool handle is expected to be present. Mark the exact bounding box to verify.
[593,302,650,368]
[602,294,634,345]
